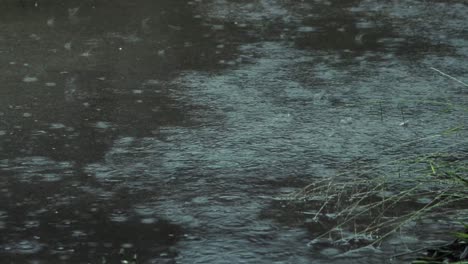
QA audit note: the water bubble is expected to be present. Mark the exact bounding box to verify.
[417,197,432,204]
[94,121,111,129]
[320,247,341,257]
[168,25,182,31]
[11,240,42,254]
[64,42,72,50]
[192,196,209,204]
[50,123,66,129]
[80,51,92,57]
[23,76,38,83]
[110,211,128,222]
[297,26,316,33]
[47,17,55,27]
[29,34,40,41]
[145,79,160,85]
[141,218,157,224]
[24,220,39,228]
[72,230,87,237]
[212,25,224,30]
[121,243,133,248]
[340,117,353,125]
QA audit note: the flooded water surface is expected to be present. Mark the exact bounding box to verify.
[1,0,468,263]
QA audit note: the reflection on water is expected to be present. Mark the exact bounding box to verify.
[0,176,182,263]
[1,0,468,263]
[0,0,246,163]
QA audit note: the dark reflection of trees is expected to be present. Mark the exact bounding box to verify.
[0,0,246,164]
[0,175,182,263]
[291,0,455,60]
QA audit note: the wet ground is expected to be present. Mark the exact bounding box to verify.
[1,0,468,263]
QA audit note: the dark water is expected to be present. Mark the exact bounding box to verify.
[1,0,468,263]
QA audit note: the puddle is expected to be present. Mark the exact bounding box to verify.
[1,0,467,263]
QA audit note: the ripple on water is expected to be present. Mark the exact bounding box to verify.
[141,218,157,224]
[109,211,129,223]
[0,156,73,182]
[3,240,43,254]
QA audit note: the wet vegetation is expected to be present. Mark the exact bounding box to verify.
[412,227,468,263]
[266,157,468,261]
[267,114,468,261]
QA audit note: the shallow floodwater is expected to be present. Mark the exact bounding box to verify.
[1,0,468,263]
